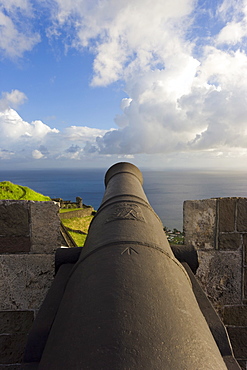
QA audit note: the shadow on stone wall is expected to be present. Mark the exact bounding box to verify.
[1,198,246,368]
[0,200,61,368]
[184,197,247,369]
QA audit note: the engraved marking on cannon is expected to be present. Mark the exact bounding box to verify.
[105,203,145,223]
[121,247,139,255]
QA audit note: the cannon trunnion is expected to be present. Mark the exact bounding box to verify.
[23,162,240,369]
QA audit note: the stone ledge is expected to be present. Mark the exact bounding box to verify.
[0,200,61,254]
[30,202,61,254]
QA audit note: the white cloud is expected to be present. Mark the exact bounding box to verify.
[1,1,247,168]
[0,0,40,58]
[216,0,247,45]
[44,0,246,163]
[32,149,44,159]
[50,0,195,86]
[84,45,247,156]
[0,106,61,163]
[0,90,27,111]
[216,21,247,45]
[0,93,110,163]
[0,109,59,142]
[64,125,109,141]
[0,0,30,12]
[0,91,48,157]
[0,149,14,160]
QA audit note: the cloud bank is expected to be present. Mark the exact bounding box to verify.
[0,90,108,163]
[0,0,247,168]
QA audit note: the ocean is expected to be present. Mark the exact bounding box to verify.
[0,168,246,231]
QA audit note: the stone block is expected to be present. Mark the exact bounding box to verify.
[196,250,242,314]
[237,198,247,232]
[0,236,31,254]
[0,201,31,253]
[0,201,30,236]
[218,198,236,233]
[0,254,54,311]
[218,232,242,250]
[244,267,247,302]
[243,234,247,266]
[183,199,217,249]
[30,202,61,253]
[227,327,247,359]
[0,333,27,364]
[0,311,34,334]
[223,306,247,326]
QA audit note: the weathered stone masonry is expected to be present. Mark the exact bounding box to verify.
[184,197,247,369]
[0,200,61,368]
[1,197,247,368]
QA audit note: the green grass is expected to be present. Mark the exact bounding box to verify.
[62,214,184,247]
[164,227,184,245]
[1,180,184,247]
[0,181,51,201]
[59,208,82,213]
[61,215,94,247]
[68,231,88,246]
[167,234,184,245]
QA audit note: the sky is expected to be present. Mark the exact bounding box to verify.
[0,0,247,170]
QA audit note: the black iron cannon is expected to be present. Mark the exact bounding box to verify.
[23,162,240,369]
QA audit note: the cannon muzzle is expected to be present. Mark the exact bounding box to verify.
[24,162,238,369]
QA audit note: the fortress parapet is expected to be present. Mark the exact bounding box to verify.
[23,163,240,369]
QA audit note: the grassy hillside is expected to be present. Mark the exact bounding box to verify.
[61,215,94,247]
[0,181,51,201]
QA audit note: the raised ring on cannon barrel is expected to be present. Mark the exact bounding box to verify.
[23,162,240,369]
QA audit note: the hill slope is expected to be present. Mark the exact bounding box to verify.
[0,181,51,201]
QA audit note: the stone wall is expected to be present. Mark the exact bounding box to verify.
[184,197,247,369]
[0,200,61,368]
[1,197,246,367]
[59,206,94,220]
[52,196,83,209]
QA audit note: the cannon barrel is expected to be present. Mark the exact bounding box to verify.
[24,162,234,369]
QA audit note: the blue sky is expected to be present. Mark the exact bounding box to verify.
[1,0,247,170]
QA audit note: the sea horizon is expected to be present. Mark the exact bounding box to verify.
[0,168,246,231]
